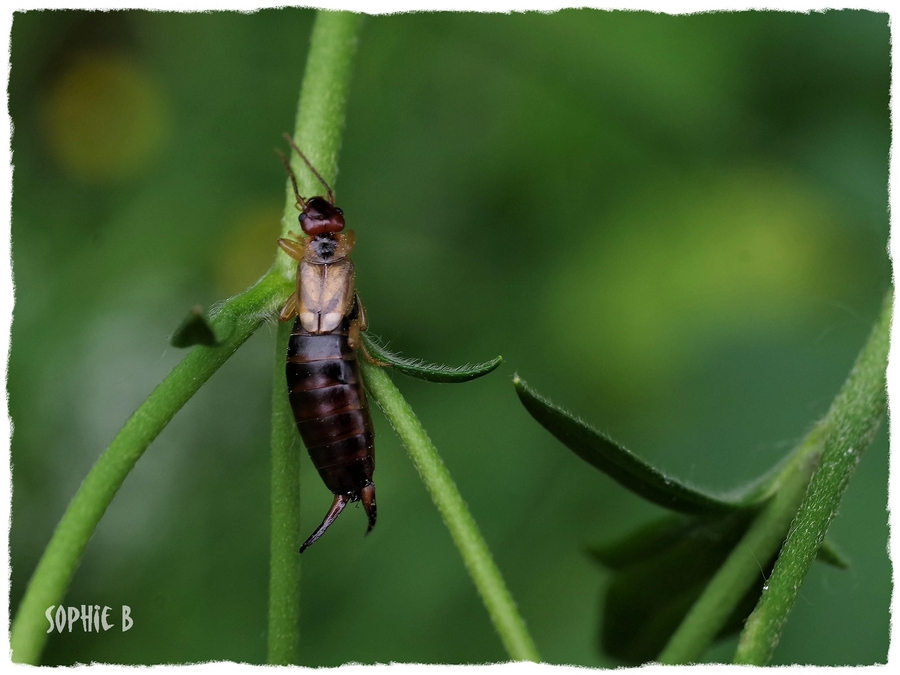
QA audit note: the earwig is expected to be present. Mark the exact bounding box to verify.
[277,134,376,553]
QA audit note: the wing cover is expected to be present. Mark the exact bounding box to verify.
[298,259,355,334]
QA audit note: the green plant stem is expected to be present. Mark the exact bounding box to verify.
[267,322,302,665]
[734,290,892,665]
[10,274,289,665]
[657,289,891,665]
[359,359,541,662]
[657,448,818,664]
[267,10,363,664]
[277,10,363,250]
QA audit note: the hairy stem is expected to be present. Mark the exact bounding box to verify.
[267,10,363,664]
[657,289,891,665]
[734,290,891,665]
[267,322,303,665]
[10,274,289,665]
[359,360,541,662]
[657,446,818,664]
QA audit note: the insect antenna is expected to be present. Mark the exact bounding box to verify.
[275,147,306,210]
[282,132,336,204]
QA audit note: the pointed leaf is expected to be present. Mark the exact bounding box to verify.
[514,375,755,514]
[362,333,501,383]
[594,511,848,663]
[599,511,758,663]
[171,306,219,348]
[816,538,851,569]
[589,516,690,570]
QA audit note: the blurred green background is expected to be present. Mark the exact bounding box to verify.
[8,9,890,666]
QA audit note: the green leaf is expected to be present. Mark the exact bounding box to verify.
[171,305,220,347]
[589,516,691,570]
[513,375,757,515]
[593,509,851,664]
[362,332,502,383]
[816,539,851,570]
[596,511,761,664]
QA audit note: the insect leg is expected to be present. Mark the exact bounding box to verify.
[334,230,356,258]
[299,493,352,553]
[349,293,386,364]
[277,238,305,261]
[355,292,368,332]
[355,294,390,366]
[347,294,365,350]
[279,291,298,322]
[360,340,390,367]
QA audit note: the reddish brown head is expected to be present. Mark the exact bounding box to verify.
[278,133,346,236]
[300,197,345,236]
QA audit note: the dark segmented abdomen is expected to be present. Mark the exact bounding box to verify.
[286,317,375,496]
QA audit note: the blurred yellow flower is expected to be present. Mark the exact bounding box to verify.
[215,203,284,297]
[544,165,853,397]
[39,51,169,182]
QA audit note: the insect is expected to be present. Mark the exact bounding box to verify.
[276,134,376,553]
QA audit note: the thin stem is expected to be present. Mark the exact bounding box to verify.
[359,359,541,662]
[734,290,892,665]
[267,10,363,665]
[275,10,364,272]
[11,10,364,667]
[267,322,302,665]
[10,274,290,665]
[656,289,891,665]
[657,446,818,664]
